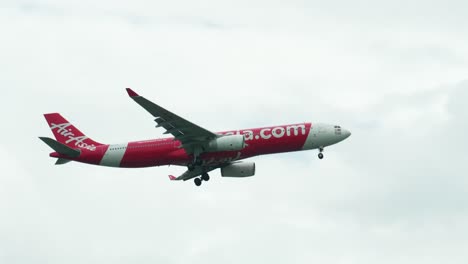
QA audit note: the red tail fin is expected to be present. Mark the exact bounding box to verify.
[43,113,103,151]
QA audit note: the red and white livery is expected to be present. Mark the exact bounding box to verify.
[39,88,351,186]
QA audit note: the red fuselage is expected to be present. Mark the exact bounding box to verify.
[53,123,316,168]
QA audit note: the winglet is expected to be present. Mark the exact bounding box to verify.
[168,175,177,181]
[126,88,139,97]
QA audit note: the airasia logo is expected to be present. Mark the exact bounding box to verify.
[50,123,96,151]
[224,124,306,141]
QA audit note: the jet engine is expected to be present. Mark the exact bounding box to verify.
[221,162,255,177]
[206,135,245,152]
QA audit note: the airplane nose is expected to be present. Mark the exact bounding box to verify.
[342,129,351,139]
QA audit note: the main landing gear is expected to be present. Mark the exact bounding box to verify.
[194,172,210,187]
[188,157,203,171]
[318,147,324,159]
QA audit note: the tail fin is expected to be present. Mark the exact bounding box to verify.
[43,113,102,151]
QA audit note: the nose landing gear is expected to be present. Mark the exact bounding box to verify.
[318,147,324,159]
[194,172,210,186]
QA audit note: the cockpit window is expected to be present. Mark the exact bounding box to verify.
[334,125,342,135]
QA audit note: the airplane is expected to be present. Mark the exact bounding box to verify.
[39,88,351,186]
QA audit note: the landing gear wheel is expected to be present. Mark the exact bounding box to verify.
[194,178,202,186]
[201,173,210,181]
[318,152,324,159]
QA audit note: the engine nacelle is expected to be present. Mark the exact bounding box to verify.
[221,162,255,177]
[206,135,245,152]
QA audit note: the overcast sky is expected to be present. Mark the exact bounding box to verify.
[1,0,468,263]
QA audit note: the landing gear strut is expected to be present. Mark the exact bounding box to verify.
[188,157,203,171]
[194,172,210,186]
[318,147,324,159]
[188,164,195,171]
[188,147,203,171]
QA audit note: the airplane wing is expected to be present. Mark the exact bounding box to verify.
[126,88,218,154]
[168,165,219,181]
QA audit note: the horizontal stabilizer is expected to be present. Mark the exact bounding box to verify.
[55,158,72,165]
[39,137,81,158]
